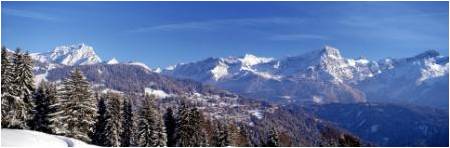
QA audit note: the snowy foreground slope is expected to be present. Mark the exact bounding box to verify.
[1,129,97,147]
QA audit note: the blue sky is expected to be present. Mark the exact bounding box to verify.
[2,1,448,68]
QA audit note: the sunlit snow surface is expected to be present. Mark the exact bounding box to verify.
[248,109,263,119]
[128,62,152,71]
[211,61,229,81]
[144,87,173,98]
[106,57,119,64]
[34,70,48,86]
[1,129,97,147]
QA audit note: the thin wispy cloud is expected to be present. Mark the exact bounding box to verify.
[3,8,59,21]
[127,17,305,33]
[338,12,448,28]
[269,34,328,41]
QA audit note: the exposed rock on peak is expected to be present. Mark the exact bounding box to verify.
[407,49,440,61]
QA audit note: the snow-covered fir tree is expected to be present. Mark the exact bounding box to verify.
[14,50,35,123]
[120,97,134,147]
[175,103,192,147]
[58,68,97,142]
[1,47,16,128]
[164,107,177,147]
[91,95,108,146]
[104,92,122,146]
[30,81,55,133]
[191,107,209,146]
[1,48,34,129]
[137,95,167,147]
[1,46,13,98]
[266,127,280,147]
[130,105,140,147]
[48,85,66,135]
[176,103,208,147]
[154,109,167,147]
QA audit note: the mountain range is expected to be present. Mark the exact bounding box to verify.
[25,44,449,108]
[162,46,449,109]
[25,43,449,109]
[8,43,448,146]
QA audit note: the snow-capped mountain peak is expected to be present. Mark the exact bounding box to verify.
[50,43,102,65]
[417,58,448,84]
[285,45,344,65]
[239,54,274,67]
[31,43,102,66]
[279,46,352,82]
[106,57,119,64]
[321,45,342,59]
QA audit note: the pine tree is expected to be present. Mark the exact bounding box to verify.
[1,46,16,128]
[137,95,167,147]
[266,127,280,147]
[212,122,230,147]
[1,48,34,129]
[30,81,54,133]
[175,103,192,147]
[130,107,139,147]
[91,96,108,146]
[48,84,66,135]
[1,46,13,97]
[14,50,35,124]
[120,98,134,147]
[190,107,208,146]
[164,107,177,147]
[154,110,167,146]
[176,103,208,147]
[59,69,97,142]
[104,92,122,147]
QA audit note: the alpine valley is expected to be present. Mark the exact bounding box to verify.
[5,43,449,146]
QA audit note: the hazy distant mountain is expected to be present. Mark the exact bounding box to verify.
[302,103,449,146]
[356,50,449,108]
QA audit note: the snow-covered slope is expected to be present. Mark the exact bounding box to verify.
[127,61,152,72]
[163,46,369,103]
[274,46,352,82]
[357,50,449,108]
[1,129,97,147]
[163,54,280,83]
[163,45,378,84]
[31,43,102,66]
